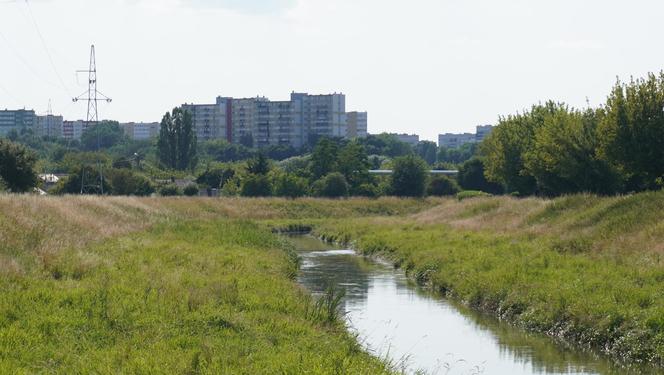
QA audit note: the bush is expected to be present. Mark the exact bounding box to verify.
[458,158,504,194]
[107,169,155,196]
[0,138,38,193]
[313,173,349,198]
[183,183,200,197]
[427,176,461,196]
[159,184,182,196]
[241,175,272,197]
[457,190,492,201]
[273,173,308,198]
[355,183,380,198]
[391,155,428,197]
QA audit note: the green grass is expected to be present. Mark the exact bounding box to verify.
[0,219,392,374]
[314,191,664,368]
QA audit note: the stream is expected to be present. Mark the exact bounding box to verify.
[289,235,657,375]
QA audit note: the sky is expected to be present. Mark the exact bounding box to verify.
[1,0,663,142]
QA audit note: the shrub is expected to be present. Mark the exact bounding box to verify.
[159,184,182,196]
[183,183,200,197]
[241,175,272,197]
[427,176,460,196]
[391,155,428,197]
[313,173,349,198]
[0,138,38,193]
[457,190,492,201]
[107,169,155,196]
[273,173,308,198]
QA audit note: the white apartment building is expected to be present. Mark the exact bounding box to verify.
[183,92,363,149]
[36,114,63,138]
[346,112,368,138]
[122,122,160,140]
[0,109,35,137]
[62,120,87,140]
[391,133,420,146]
[438,125,495,149]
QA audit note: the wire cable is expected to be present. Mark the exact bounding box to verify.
[24,0,73,97]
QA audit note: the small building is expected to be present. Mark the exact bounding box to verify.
[390,133,420,146]
[346,111,368,138]
[122,122,160,141]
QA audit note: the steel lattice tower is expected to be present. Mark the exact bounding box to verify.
[73,45,112,194]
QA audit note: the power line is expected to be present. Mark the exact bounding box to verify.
[0,28,63,90]
[24,0,73,97]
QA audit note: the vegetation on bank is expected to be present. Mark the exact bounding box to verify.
[0,197,443,373]
[313,191,664,368]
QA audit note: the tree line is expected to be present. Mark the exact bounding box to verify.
[482,72,664,196]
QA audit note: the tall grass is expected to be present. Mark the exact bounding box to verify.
[0,218,393,373]
[314,190,664,368]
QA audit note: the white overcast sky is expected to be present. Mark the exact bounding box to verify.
[0,0,663,141]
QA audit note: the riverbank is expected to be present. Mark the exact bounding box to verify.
[0,196,437,373]
[314,191,664,369]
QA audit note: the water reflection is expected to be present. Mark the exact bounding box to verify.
[290,235,658,375]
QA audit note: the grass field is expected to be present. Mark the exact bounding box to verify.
[0,196,439,374]
[314,191,664,368]
[3,193,664,371]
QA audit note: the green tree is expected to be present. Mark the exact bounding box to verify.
[0,138,37,192]
[80,121,126,151]
[241,175,272,197]
[482,102,564,195]
[599,73,664,191]
[337,141,371,193]
[427,175,460,196]
[310,138,339,180]
[157,107,198,170]
[106,169,155,196]
[391,154,428,197]
[458,158,504,194]
[416,141,438,165]
[525,108,622,196]
[273,173,308,198]
[247,153,271,175]
[312,172,349,198]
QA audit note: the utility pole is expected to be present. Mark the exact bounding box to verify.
[73,45,112,194]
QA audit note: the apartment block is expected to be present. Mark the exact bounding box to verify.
[391,133,420,146]
[475,124,494,142]
[438,125,495,149]
[346,112,368,138]
[0,109,36,137]
[36,114,63,138]
[183,92,363,149]
[62,120,87,140]
[122,122,160,140]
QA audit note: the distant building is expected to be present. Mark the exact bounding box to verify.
[0,109,36,137]
[475,124,494,142]
[390,133,420,146]
[182,92,363,149]
[122,122,160,141]
[438,133,476,149]
[438,125,495,149]
[36,115,63,138]
[182,98,230,141]
[346,112,368,138]
[62,120,88,140]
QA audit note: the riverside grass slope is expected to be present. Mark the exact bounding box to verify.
[314,191,664,369]
[0,196,435,374]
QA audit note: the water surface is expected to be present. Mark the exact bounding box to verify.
[290,235,657,375]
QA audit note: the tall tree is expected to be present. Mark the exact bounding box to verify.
[157,108,198,170]
[0,138,37,193]
[310,138,339,180]
[524,108,621,196]
[598,73,664,191]
[337,141,371,192]
[80,121,126,151]
[391,154,428,197]
[482,102,564,195]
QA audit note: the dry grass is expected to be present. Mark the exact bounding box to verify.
[0,195,436,276]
